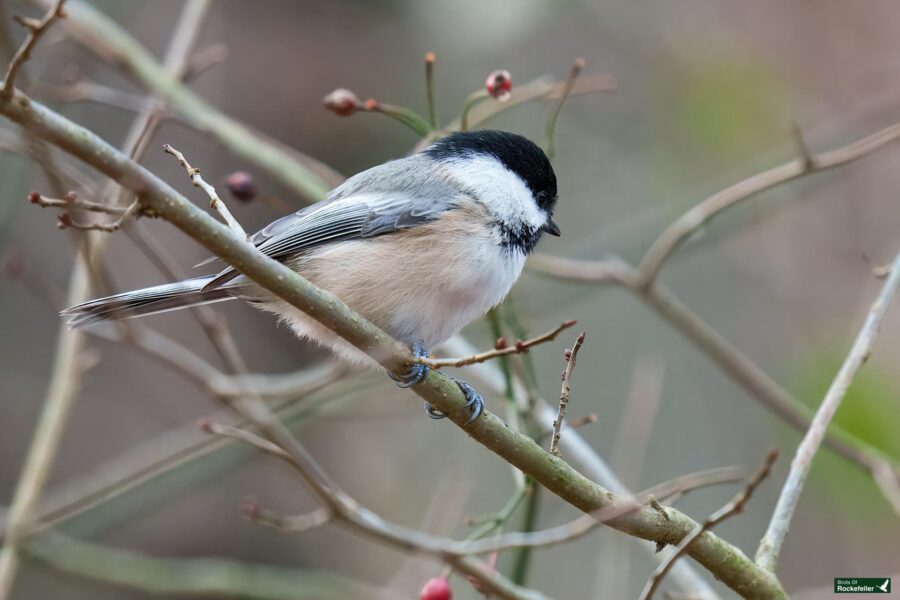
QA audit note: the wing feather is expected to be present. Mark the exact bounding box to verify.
[201,194,455,291]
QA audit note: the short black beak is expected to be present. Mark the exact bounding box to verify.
[543,217,561,237]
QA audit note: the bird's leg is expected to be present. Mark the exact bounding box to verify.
[390,340,484,423]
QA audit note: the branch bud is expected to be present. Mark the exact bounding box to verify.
[322,88,362,116]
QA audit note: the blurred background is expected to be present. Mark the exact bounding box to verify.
[1,0,899,598]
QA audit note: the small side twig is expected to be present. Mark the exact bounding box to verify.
[639,449,780,600]
[56,201,140,233]
[1,0,66,100]
[200,421,288,460]
[182,43,228,82]
[241,498,331,534]
[163,144,247,239]
[422,320,576,368]
[756,252,900,572]
[543,57,584,159]
[29,190,128,215]
[549,331,586,456]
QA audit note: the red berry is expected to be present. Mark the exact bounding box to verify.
[485,69,512,101]
[322,88,361,116]
[420,577,452,600]
[225,171,257,203]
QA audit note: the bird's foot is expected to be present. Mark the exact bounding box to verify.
[390,341,484,424]
[424,376,484,424]
[389,340,430,388]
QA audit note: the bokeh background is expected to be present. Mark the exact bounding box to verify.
[1,1,899,598]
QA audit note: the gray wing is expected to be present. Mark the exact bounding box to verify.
[202,156,460,291]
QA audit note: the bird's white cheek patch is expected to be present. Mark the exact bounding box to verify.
[438,155,545,230]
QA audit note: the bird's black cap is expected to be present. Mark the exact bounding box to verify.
[425,130,557,211]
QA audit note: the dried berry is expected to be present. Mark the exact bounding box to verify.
[225,171,257,203]
[485,69,512,101]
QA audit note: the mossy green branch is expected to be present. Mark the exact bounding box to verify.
[0,90,786,600]
[25,531,377,599]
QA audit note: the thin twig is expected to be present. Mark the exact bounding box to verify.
[447,72,613,143]
[635,121,900,287]
[0,258,88,599]
[202,422,289,460]
[243,500,331,534]
[422,320,576,368]
[29,190,128,214]
[34,0,338,200]
[57,200,140,233]
[458,465,746,556]
[640,449,779,600]
[5,363,349,539]
[543,58,583,159]
[31,79,160,113]
[424,51,437,129]
[1,0,66,100]
[163,144,247,239]
[549,332,585,456]
[756,253,900,572]
[182,43,227,82]
[459,89,489,132]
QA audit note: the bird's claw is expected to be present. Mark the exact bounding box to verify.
[391,341,484,424]
[390,340,430,388]
[423,376,484,424]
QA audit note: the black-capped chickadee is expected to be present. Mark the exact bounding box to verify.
[64,130,560,421]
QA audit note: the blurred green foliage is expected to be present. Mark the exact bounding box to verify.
[672,55,788,161]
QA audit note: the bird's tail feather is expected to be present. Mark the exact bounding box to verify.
[62,276,237,328]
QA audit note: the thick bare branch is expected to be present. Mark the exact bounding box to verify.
[0,91,787,599]
[640,449,779,600]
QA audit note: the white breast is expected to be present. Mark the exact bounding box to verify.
[253,202,526,366]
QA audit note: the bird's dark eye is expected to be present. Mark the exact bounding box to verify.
[535,191,556,211]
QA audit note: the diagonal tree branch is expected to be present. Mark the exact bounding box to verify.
[640,449,779,600]
[756,253,900,571]
[0,91,786,599]
[527,253,900,509]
